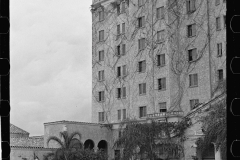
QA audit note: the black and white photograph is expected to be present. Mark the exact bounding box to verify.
[10,0,226,160]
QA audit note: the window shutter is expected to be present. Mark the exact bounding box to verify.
[189,75,192,86]
[122,44,126,55]
[193,24,196,36]
[144,106,146,116]
[139,84,142,94]
[122,65,126,76]
[116,88,119,98]
[143,60,146,72]
[162,54,165,65]
[163,78,166,89]
[161,7,165,19]
[137,61,140,72]
[192,0,196,11]
[102,91,105,101]
[122,23,125,34]
[195,74,198,86]
[122,87,126,98]
[142,16,145,27]
[192,49,197,60]
[143,83,146,94]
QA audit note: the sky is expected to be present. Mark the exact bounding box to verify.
[10,0,93,136]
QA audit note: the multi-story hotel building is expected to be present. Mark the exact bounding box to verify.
[91,0,226,124]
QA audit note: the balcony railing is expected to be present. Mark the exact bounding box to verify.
[147,111,184,118]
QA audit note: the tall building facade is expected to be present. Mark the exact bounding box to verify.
[91,0,226,124]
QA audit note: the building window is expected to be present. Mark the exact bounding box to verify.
[186,0,196,13]
[117,4,120,15]
[122,23,125,34]
[99,50,104,61]
[218,69,223,81]
[99,30,104,42]
[122,109,126,120]
[98,91,105,102]
[122,65,127,77]
[188,48,197,62]
[189,73,198,87]
[98,112,105,122]
[159,102,167,113]
[138,16,145,28]
[215,0,220,6]
[117,66,121,77]
[223,0,226,3]
[122,44,126,55]
[157,30,165,42]
[157,54,165,67]
[216,17,221,30]
[116,87,126,99]
[138,0,144,7]
[121,1,126,13]
[158,78,166,90]
[187,23,196,37]
[138,38,145,51]
[98,70,105,81]
[217,43,222,57]
[156,6,165,19]
[117,24,121,36]
[116,88,121,99]
[139,106,147,118]
[118,110,121,120]
[116,45,121,56]
[99,10,104,21]
[190,99,199,110]
[138,60,146,72]
[139,83,146,95]
[114,150,120,160]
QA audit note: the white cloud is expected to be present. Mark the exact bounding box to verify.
[10,0,92,136]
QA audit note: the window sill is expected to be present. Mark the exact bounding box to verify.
[187,35,196,38]
[189,85,198,88]
[99,19,104,22]
[187,10,196,15]
[189,59,198,63]
[158,88,166,91]
[139,93,146,96]
[157,64,166,68]
[217,54,222,57]
[138,71,146,74]
[156,40,164,44]
[216,28,221,31]
[98,100,105,103]
[139,116,147,119]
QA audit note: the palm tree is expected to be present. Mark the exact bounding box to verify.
[47,131,83,160]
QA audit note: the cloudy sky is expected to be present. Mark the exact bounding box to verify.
[10,0,93,136]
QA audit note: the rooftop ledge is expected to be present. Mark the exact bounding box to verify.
[147,111,184,118]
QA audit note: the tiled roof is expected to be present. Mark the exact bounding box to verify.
[44,120,99,125]
[10,124,29,135]
[10,136,44,148]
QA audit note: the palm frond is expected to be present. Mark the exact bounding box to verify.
[47,136,64,148]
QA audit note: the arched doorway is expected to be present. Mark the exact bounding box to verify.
[84,139,94,150]
[97,140,108,153]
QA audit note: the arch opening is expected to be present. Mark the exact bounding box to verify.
[84,139,94,150]
[97,140,108,152]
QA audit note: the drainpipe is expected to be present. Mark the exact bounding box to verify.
[206,0,213,98]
